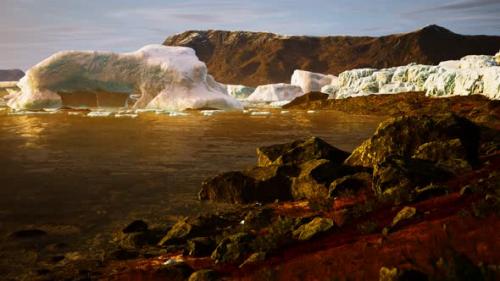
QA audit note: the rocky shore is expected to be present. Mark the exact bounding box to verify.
[14,94,499,281]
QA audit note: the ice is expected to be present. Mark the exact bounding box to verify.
[291,70,337,93]
[250,111,271,116]
[87,111,113,117]
[247,83,304,102]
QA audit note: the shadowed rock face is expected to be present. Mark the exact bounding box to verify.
[0,69,24,82]
[164,25,500,86]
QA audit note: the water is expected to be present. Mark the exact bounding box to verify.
[0,109,384,277]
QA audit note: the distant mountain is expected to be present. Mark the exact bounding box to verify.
[164,25,500,86]
[0,69,24,82]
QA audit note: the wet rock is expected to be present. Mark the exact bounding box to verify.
[391,207,417,229]
[122,220,148,233]
[329,172,372,198]
[188,269,219,281]
[187,237,216,257]
[200,165,294,203]
[10,229,47,239]
[211,232,254,263]
[158,215,225,246]
[412,138,472,173]
[345,114,480,168]
[292,217,334,241]
[256,137,350,167]
[414,184,448,201]
[115,231,157,249]
[372,156,452,201]
[239,252,266,268]
[156,261,193,281]
[243,207,274,229]
[282,92,329,109]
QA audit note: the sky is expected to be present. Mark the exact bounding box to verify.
[1,0,499,70]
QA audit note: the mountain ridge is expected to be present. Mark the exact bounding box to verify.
[164,25,500,86]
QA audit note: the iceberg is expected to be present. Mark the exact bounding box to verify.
[226,85,256,100]
[246,83,304,102]
[6,45,242,111]
[291,70,337,93]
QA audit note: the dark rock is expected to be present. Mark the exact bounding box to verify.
[372,156,452,201]
[187,237,216,257]
[345,114,480,168]
[122,220,148,233]
[10,229,47,239]
[292,217,334,241]
[200,165,295,203]
[158,215,226,246]
[282,92,329,109]
[239,252,266,268]
[115,231,157,249]
[188,269,219,281]
[329,172,372,198]
[399,269,429,281]
[412,138,471,173]
[414,184,448,201]
[109,249,139,260]
[256,137,349,167]
[211,232,254,263]
[291,159,355,200]
[391,207,417,229]
[243,207,274,229]
[156,261,193,281]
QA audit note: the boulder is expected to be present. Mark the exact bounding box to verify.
[257,137,350,167]
[345,114,480,168]
[391,206,417,228]
[372,156,452,201]
[412,139,471,173]
[156,261,193,281]
[199,165,295,204]
[188,269,219,281]
[122,220,148,233]
[187,237,216,257]
[328,172,372,198]
[158,215,225,246]
[291,159,354,200]
[292,217,334,241]
[211,232,254,263]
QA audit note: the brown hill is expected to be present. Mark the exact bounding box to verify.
[0,69,25,82]
[163,25,500,87]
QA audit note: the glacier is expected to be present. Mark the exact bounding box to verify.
[321,52,500,100]
[5,45,243,111]
[291,70,337,93]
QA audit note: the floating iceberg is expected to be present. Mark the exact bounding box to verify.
[6,45,243,111]
[322,53,500,100]
[291,70,337,93]
[246,83,304,102]
[226,85,256,100]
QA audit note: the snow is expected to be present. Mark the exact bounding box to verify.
[246,83,304,102]
[6,45,243,111]
[291,70,337,93]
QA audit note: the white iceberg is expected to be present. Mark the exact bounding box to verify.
[291,70,337,93]
[226,85,256,100]
[6,45,242,111]
[246,83,304,102]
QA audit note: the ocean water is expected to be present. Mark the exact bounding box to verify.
[0,108,384,277]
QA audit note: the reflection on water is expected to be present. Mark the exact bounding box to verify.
[0,109,384,273]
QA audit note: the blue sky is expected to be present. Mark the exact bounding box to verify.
[1,0,499,70]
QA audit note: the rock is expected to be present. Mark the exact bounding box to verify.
[187,237,216,257]
[291,69,337,94]
[414,184,448,201]
[122,220,148,233]
[109,249,139,260]
[282,92,329,109]
[115,231,157,249]
[291,159,353,200]
[6,45,242,111]
[246,83,304,102]
[211,232,254,263]
[257,137,349,167]
[158,215,225,246]
[345,114,480,168]
[188,269,219,281]
[412,139,472,173]
[391,207,417,229]
[398,269,428,281]
[328,172,372,198]
[243,208,274,229]
[239,252,266,268]
[199,165,294,203]
[372,156,452,201]
[379,267,398,281]
[292,217,334,241]
[156,261,193,281]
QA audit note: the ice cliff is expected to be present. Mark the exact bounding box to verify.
[6,45,242,111]
[322,53,500,100]
[246,83,304,102]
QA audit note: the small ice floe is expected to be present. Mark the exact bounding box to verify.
[242,109,250,114]
[200,109,223,116]
[9,110,57,115]
[87,111,112,117]
[135,108,157,114]
[307,110,316,114]
[68,112,84,116]
[115,113,138,118]
[280,110,290,114]
[240,220,245,225]
[250,111,271,116]
[117,109,135,114]
[163,256,184,266]
[269,100,291,108]
[169,111,189,117]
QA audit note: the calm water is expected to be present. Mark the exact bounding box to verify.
[0,108,383,276]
